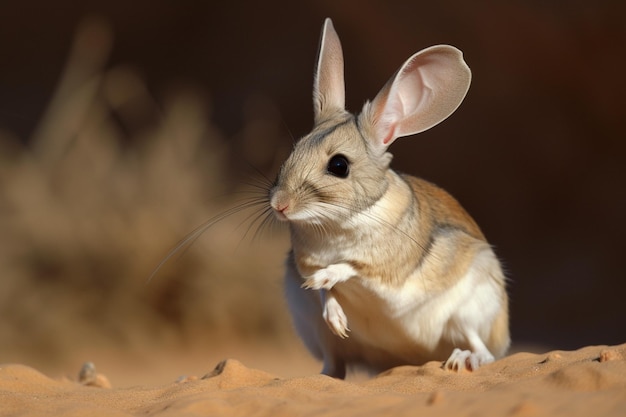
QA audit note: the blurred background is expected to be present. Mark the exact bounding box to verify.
[0,1,624,384]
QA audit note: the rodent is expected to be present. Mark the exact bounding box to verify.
[269,18,510,379]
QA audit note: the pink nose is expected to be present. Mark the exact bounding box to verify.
[277,204,289,214]
[272,201,290,221]
[270,190,290,214]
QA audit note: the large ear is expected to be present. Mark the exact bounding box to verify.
[313,18,345,123]
[360,45,471,152]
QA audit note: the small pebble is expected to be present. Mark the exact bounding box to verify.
[77,362,111,388]
[176,375,199,383]
[547,352,563,362]
[78,362,96,384]
[202,359,228,379]
[598,349,622,363]
[539,352,562,364]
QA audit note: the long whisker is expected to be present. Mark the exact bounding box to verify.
[250,206,278,244]
[313,197,434,258]
[147,194,272,284]
[243,161,276,189]
[233,199,275,251]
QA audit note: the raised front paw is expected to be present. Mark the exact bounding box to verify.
[323,296,350,338]
[443,348,495,372]
[301,263,356,290]
[302,269,334,290]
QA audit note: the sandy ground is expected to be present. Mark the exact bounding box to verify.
[1,343,624,417]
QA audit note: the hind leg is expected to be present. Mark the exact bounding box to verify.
[321,351,346,379]
[443,330,495,371]
[284,254,347,378]
[443,251,508,371]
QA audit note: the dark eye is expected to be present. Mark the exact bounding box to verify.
[327,154,350,178]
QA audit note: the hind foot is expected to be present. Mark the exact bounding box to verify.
[443,348,494,371]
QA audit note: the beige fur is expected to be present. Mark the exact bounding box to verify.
[271,18,509,378]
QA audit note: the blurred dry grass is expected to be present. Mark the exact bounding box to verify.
[0,18,293,367]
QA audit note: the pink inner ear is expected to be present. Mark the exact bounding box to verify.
[382,124,396,145]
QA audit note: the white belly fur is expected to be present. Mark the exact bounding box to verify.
[321,247,505,367]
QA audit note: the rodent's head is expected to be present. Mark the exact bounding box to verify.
[270,112,393,224]
[270,18,471,226]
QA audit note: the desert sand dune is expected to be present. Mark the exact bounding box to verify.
[1,343,624,417]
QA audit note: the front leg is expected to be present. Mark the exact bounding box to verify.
[321,289,349,338]
[301,263,357,290]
